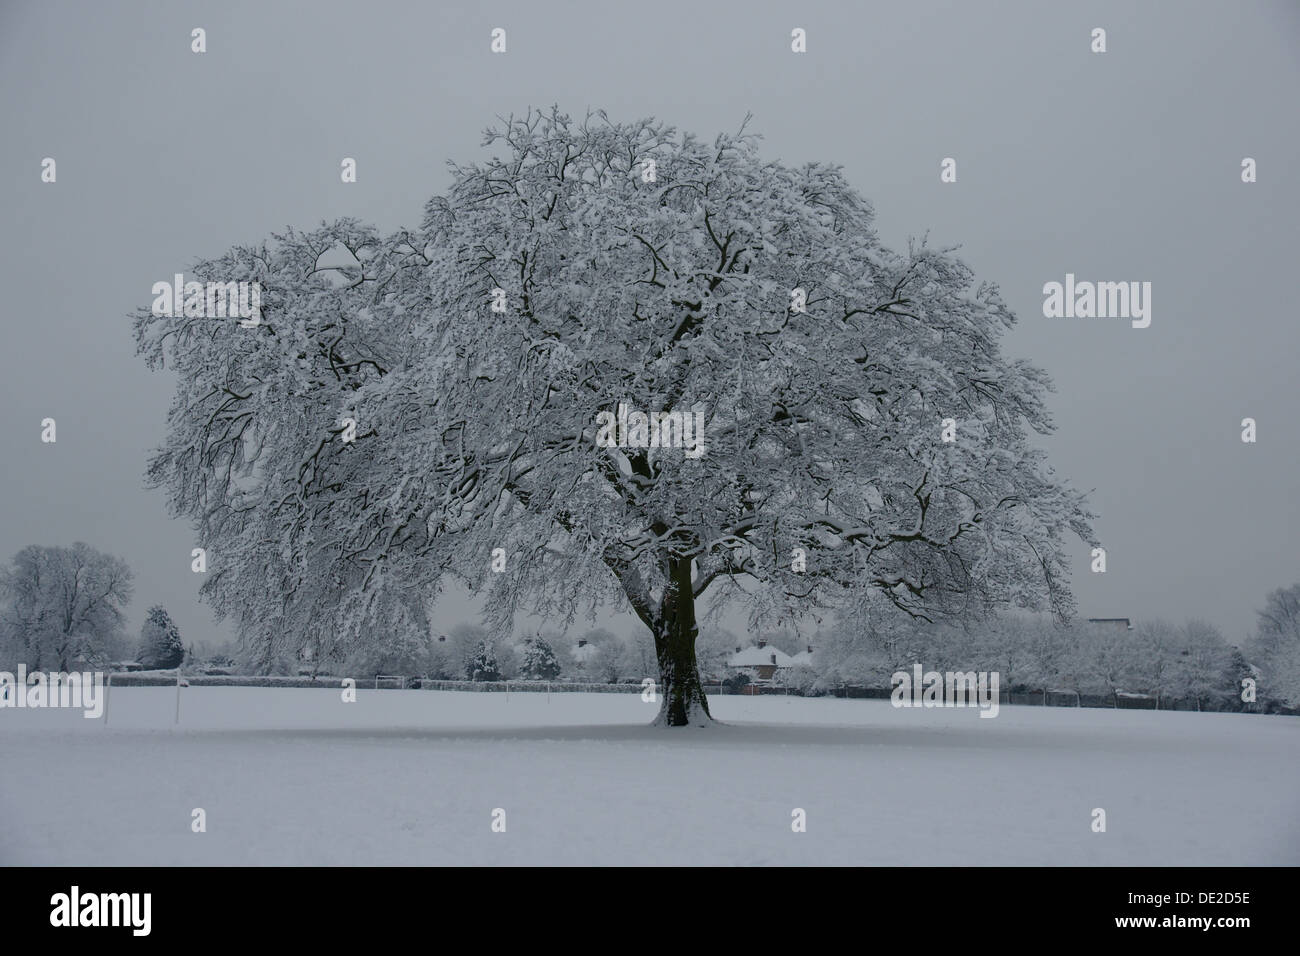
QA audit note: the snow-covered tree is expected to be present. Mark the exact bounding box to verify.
[1251,584,1300,660]
[424,636,457,680]
[137,605,184,670]
[424,625,480,680]
[1174,620,1233,711]
[466,639,501,682]
[1071,621,1139,706]
[520,634,562,680]
[134,108,1095,725]
[344,626,435,678]
[1247,584,1300,706]
[0,543,133,670]
[1264,640,1300,709]
[586,626,666,683]
[1128,619,1180,709]
[918,621,984,677]
[798,621,884,689]
[568,628,617,681]
[975,615,1037,693]
[1023,624,1075,704]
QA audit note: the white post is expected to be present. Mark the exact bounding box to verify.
[175,666,182,724]
[104,671,111,727]
[547,681,551,702]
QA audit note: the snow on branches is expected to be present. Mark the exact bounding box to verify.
[134,108,1095,720]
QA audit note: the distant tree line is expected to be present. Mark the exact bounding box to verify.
[224,586,1300,716]
[786,596,1300,714]
[4,540,1295,715]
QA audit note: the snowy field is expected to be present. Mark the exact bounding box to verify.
[2,687,1297,866]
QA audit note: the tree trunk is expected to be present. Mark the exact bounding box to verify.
[651,557,712,727]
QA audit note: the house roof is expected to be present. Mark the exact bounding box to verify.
[728,645,795,668]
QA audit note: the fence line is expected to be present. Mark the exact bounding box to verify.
[415,679,642,694]
[93,671,1289,714]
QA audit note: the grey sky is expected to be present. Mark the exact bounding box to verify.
[2,0,1297,651]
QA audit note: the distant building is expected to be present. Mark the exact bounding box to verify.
[727,639,795,680]
[789,645,815,667]
[1088,618,1133,631]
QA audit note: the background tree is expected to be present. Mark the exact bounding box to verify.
[466,639,501,682]
[808,617,894,690]
[425,635,458,681]
[344,625,435,679]
[1263,641,1300,709]
[520,634,562,680]
[568,627,616,681]
[1246,584,1300,707]
[1020,623,1069,704]
[1073,622,1138,707]
[1052,630,1091,707]
[1128,619,1182,709]
[427,624,484,680]
[137,605,184,670]
[695,626,744,684]
[1174,620,1233,712]
[919,621,983,677]
[977,615,1035,697]
[1221,646,1255,712]
[614,626,659,682]
[0,543,132,670]
[134,108,1095,726]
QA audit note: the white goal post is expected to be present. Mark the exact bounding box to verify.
[373,675,407,689]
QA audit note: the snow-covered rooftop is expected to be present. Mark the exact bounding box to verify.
[728,644,795,668]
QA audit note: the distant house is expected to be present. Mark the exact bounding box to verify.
[1088,618,1133,631]
[728,640,795,680]
[789,644,815,668]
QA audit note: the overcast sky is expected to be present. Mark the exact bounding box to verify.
[2,0,1297,651]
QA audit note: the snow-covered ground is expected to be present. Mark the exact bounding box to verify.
[2,687,1296,865]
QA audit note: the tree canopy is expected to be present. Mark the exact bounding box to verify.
[0,542,133,670]
[135,108,1095,724]
[137,605,185,670]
